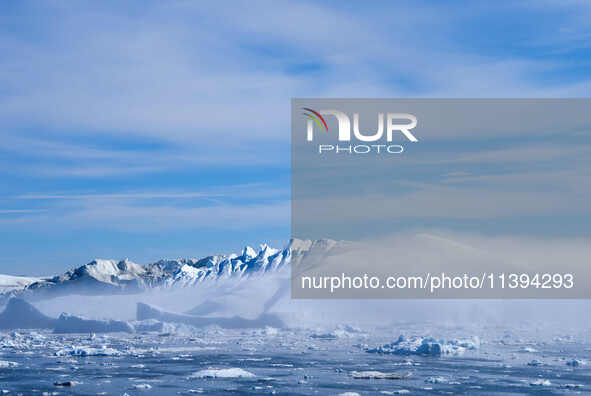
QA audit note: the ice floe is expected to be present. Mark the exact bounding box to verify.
[0,360,19,368]
[529,378,551,386]
[351,371,412,380]
[425,376,450,384]
[189,368,256,378]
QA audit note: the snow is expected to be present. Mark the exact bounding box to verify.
[0,243,292,301]
[190,368,255,378]
[0,274,42,293]
[54,313,134,334]
[73,259,145,285]
[367,335,480,357]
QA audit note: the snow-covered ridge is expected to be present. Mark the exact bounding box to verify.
[0,274,43,294]
[0,238,338,301]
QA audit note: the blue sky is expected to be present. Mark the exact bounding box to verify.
[1,1,591,275]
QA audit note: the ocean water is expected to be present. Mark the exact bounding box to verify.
[1,326,590,395]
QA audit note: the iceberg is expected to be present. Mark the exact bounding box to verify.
[54,345,121,357]
[0,360,19,368]
[0,298,57,329]
[367,335,479,357]
[53,313,134,334]
[137,302,284,329]
[530,379,551,386]
[189,368,255,378]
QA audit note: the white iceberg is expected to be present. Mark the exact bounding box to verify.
[54,345,121,357]
[425,376,450,384]
[131,384,152,390]
[190,368,255,378]
[530,379,551,386]
[367,335,479,357]
[0,360,19,368]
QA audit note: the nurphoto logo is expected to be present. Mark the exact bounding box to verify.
[303,107,418,154]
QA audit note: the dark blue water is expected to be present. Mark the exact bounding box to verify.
[1,328,590,395]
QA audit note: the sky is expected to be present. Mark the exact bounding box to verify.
[1,0,591,276]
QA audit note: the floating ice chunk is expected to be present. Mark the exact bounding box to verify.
[566,359,584,367]
[367,335,479,357]
[55,345,121,357]
[311,325,366,340]
[190,368,255,378]
[561,383,583,389]
[0,360,19,368]
[264,327,279,336]
[425,376,449,384]
[132,384,152,390]
[381,391,410,395]
[339,393,361,396]
[527,359,543,366]
[54,381,80,387]
[530,379,551,386]
[310,332,338,340]
[518,346,537,353]
[351,371,412,380]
